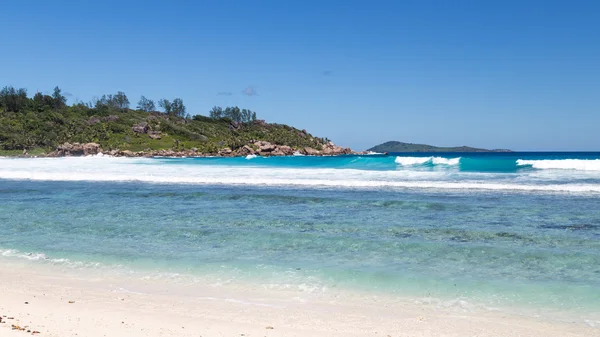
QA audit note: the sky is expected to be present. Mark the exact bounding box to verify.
[2,0,599,151]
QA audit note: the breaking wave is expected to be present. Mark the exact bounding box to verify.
[0,157,600,193]
[395,156,461,166]
[517,159,600,171]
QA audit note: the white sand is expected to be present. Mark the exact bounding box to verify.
[0,262,596,337]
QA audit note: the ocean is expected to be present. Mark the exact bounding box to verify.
[1,152,599,326]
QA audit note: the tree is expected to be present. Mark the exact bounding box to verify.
[171,98,186,117]
[217,106,257,123]
[137,95,155,112]
[52,86,67,110]
[209,106,223,119]
[158,98,172,114]
[32,92,54,112]
[94,92,129,112]
[158,97,186,117]
[0,86,28,112]
[113,91,129,111]
[241,109,252,122]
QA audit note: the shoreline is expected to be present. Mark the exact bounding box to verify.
[3,141,363,159]
[0,260,596,337]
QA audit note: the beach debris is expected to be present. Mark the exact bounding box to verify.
[12,324,26,330]
[266,326,274,329]
[24,302,29,304]
[68,300,75,304]
[32,331,41,335]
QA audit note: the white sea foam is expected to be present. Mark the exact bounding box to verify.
[0,248,101,268]
[245,154,258,160]
[87,152,107,157]
[432,157,461,165]
[395,156,461,166]
[517,159,600,171]
[1,157,599,194]
[395,157,431,165]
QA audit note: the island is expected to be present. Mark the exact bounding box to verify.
[0,86,354,157]
[368,141,511,153]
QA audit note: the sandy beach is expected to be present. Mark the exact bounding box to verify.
[0,262,595,337]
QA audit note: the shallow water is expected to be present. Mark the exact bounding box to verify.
[0,153,599,324]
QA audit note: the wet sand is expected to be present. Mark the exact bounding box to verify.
[0,262,596,337]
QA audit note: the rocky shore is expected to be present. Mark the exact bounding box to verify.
[39,141,361,158]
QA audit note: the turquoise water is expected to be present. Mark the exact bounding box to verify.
[1,153,600,323]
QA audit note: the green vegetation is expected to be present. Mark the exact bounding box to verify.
[368,141,511,153]
[0,86,326,154]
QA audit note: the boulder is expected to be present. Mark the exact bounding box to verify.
[87,116,101,125]
[321,141,346,155]
[277,145,294,156]
[132,122,149,134]
[218,147,233,156]
[256,141,276,152]
[103,115,120,122]
[303,147,320,156]
[83,143,101,156]
[51,142,102,157]
[148,131,162,139]
[236,145,256,156]
[322,147,335,155]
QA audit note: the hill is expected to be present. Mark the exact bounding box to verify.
[367,141,511,153]
[0,86,352,157]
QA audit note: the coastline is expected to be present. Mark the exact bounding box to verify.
[0,261,596,337]
[2,141,363,159]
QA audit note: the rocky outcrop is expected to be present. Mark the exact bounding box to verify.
[132,122,162,139]
[303,147,320,155]
[148,131,162,139]
[255,141,276,153]
[49,142,102,156]
[104,115,120,122]
[132,122,149,134]
[235,145,256,156]
[47,140,356,158]
[87,116,101,125]
[321,141,352,155]
[218,147,233,156]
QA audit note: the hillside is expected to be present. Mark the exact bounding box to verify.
[0,86,351,157]
[368,141,511,153]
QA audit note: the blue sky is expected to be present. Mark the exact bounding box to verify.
[2,0,599,150]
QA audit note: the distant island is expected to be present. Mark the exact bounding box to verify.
[368,141,511,153]
[0,85,353,157]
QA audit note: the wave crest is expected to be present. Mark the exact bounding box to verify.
[395,156,461,166]
[516,159,600,171]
